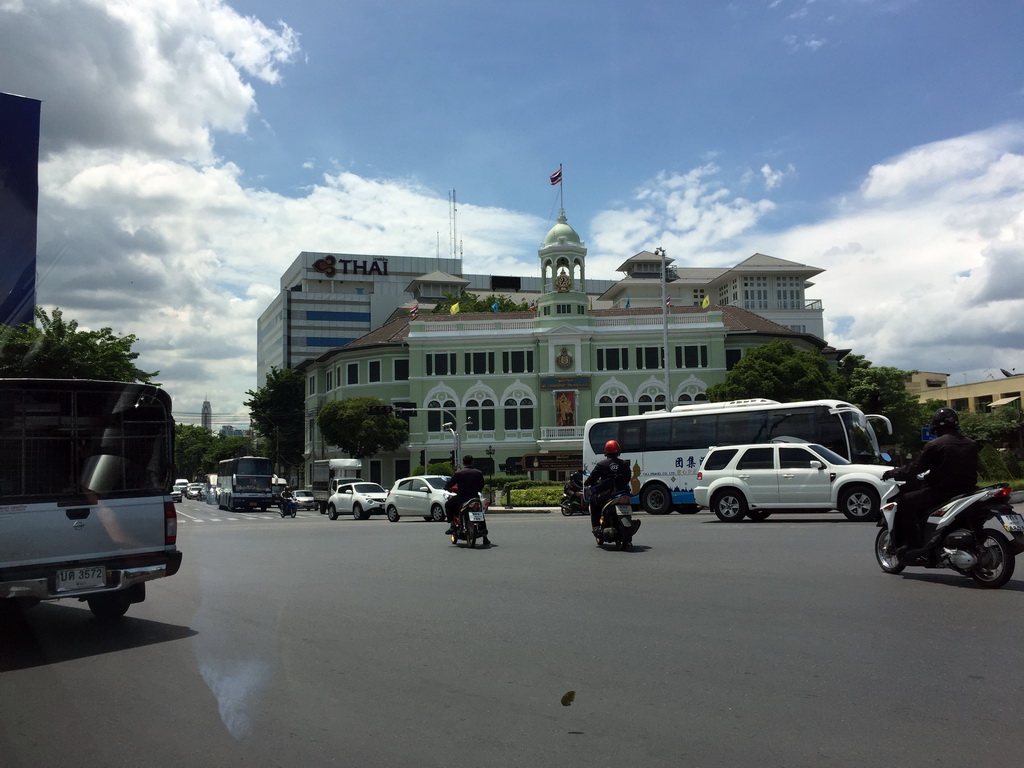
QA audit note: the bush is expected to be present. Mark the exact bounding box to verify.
[978,444,1010,482]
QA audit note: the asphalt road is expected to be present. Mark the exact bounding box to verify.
[3,501,1024,768]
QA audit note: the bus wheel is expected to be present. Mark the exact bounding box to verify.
[641,483,672,515]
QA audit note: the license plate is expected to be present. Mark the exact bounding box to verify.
[999,513,1024,532]
[56,566,106,592]
[468,510,486,522]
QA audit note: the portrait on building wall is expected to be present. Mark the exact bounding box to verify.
[555,390,576,427]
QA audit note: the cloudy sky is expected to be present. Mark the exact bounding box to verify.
[2,0,1023,426]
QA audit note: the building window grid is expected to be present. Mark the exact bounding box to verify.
[597,347,629,371]
[676,345,709,369]
[465,351,496,375]
[635,346,663,370]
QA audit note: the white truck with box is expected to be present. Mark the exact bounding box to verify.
[310,458,362,514]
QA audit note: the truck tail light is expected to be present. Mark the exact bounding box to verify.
[165,500,178,545]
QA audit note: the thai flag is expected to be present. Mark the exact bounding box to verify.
[409,303,419,318]
[529,300,536,311]
[665,296,671,308]
[549,167,562,185]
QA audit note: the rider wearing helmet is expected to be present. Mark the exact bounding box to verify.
[882,407,980,561]
[584,440,633,539]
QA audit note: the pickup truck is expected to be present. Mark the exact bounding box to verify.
[0,378,183,620]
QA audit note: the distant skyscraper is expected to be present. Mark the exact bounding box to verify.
[0,92,41,328]
[201,398,212,432]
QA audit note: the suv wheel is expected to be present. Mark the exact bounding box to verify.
[327,504,338,521]
[839,485,879,522]
[387,505,400,523]
[712,489,748,522]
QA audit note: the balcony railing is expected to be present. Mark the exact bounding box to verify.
[540,426,585,440]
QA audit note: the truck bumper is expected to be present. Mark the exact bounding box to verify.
[0,550,182,601]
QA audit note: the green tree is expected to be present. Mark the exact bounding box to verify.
[175,424,218,480]
[842,365,922,451]
[706,340,834,402]
[317,397,409,459]
[431,291,531,314]
[244,367,306,472]
[206,435,253,465]
[0,307,158,382]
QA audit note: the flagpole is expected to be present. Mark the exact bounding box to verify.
[559,163,563,209]
[655,246,670,407]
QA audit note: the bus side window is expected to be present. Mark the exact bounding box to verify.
[619,422,644,453]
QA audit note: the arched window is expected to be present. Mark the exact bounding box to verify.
[504,396,534,431]
[638,393,666,414]
[466,399,495,431]
[428,399,456,432]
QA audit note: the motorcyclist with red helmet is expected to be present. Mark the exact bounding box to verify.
[585,440,633,539]
[882,407,980,562]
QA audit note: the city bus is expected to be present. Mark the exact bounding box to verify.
[582,399,892,515]
[216,456,274,512]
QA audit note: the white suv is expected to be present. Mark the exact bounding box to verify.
[694,442,892,522]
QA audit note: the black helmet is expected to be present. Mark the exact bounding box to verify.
[931,407,959,431]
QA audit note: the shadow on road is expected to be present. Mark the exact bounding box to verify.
[0,600,197,672]
[895,571,1024,593]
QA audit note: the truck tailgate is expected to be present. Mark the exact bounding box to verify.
[0,495,170,568]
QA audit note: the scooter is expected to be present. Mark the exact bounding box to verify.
[874,481,1024,588]
[594,488,640,550]
[450,493,489,548]
[279,496,297,518]
[560,471,586,516]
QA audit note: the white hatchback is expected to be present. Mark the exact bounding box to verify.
[694,442,892,522]
[384,475,452,522]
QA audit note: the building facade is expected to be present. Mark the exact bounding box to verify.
[907,371,1023,413]
[295,210,833,487]
[256,250,617,388]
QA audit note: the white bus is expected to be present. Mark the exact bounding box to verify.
[581,398,892,515]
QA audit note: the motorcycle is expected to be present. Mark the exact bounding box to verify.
[279,496,297,518]
[560,471,586,516]
[594,488,640,550]
[874,480,1024,588]
[450,493,489,548]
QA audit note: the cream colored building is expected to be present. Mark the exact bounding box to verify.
[907,371,1023,413]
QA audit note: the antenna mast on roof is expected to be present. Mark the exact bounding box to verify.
[449,190,458,262]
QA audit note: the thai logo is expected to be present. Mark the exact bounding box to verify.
[313,255,338,277]
[311,256,389,278]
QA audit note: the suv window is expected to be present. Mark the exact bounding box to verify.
[779,447,818,468]
[703,448,738,471]
[736,447,774,470]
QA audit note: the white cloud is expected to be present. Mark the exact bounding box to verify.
[0,0,298,161]
[4,0,1023,422]
[760,162,796,190]
[588,165,777,276]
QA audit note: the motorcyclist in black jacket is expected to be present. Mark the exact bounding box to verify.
[443,455,485,535]
[585,440,632,538]
[882,407,980,561]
